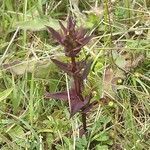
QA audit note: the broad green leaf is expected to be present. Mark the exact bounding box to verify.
[4,60,57,77]
[3,60,36,75]
[14,17,60,31]
[0,88,13,102]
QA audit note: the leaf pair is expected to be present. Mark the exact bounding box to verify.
[51,58,92,80]
[45,89,93,116]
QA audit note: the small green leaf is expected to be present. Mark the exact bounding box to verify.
[0,88,13,102]
[96,134,109,142]
[92,131,109,142]
[100,116,112,124]
[96,145,108,150]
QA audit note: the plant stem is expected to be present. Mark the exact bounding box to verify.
[81,112,87,134]
[71,56,87,133]
[71,57,76,72]
[71,57,84,101]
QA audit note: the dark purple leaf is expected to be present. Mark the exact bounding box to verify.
[45,91,68,101]
[82,101,98,113]
[68,89,89,116]
[70,95,88,117]
[80,93,92,109]
[71,45,83,56]
[65,48,80,57]
[71,36,92,57]
[70,98,84,117]
[75,28,87,39]
[73,44,83,52]
[76,60,86,72]
[67,17,76,31]
[45,89,80,101]
[85,93,92,103]
[45,89,88,116]
[63,36,74,49]
[78,35,92,45]
[47,26,63,44]
[51,58,72,75]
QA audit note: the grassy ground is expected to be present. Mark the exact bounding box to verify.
[0,0,150,149]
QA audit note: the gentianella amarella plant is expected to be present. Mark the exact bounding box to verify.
[45,17,94,134]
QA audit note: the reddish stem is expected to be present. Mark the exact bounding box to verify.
[71,56,87,133]
[71,57,83,101]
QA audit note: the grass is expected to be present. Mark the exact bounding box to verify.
[0,0,150,149]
